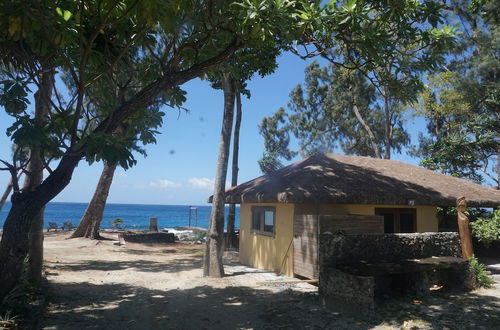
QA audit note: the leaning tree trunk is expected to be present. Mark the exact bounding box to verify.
[203,76,235,277]
[70,161,117,239]
[227,90,242,249]
[349,82,381,158]
[26,68,54,286]
[0,154,81,300]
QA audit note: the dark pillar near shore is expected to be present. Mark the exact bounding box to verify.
[149,217,158,232]
[456,197,474,259]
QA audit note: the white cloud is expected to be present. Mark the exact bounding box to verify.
[149,179,181,189]
[188,177,215,190]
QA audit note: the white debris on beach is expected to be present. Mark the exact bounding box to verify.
[162,227,207,242]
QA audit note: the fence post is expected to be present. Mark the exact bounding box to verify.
[149,217,158,232]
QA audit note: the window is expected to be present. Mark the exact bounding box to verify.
[251,206,276,236]
[375,208,416,233]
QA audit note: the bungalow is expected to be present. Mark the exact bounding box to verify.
[222,154,500,279]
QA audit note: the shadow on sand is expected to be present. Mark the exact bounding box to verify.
[40,259,500,330]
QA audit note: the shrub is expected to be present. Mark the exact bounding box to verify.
[111,218,124,229]
[468,255,494,288]
[471,209,500,247]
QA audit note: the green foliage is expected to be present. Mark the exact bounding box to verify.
[468,255,495,288]
[194,231,207,242]
[471,209,500,247]
[111,218,124,229]
[0,310,18,328]
[258,151,285,174]
[414,0,500,185]
[258,60,412,168]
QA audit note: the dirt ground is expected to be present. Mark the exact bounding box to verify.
[37,231,500,330]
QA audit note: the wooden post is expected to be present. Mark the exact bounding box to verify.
[456,197,473,259]
[149,217,158,232]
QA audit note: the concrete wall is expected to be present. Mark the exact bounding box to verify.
[295,204,438,232]
[239,203,295,276]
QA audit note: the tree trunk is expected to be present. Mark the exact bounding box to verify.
[203,76,235,277]
[350,84,381,158]
[0,154,81,300]
[227,90,242,249]
[0,178,14,211]
[70,161,117,239]
[25,68,54,286]
[383,92,392,160]
[497,146,500,189]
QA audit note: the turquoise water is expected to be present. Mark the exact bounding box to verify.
[0,202,239,230]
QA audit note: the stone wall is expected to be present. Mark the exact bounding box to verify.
[319,232,471,315]
[119,232,175,244]
[320,232,461,266]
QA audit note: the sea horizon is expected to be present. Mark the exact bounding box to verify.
[0,201,240,231]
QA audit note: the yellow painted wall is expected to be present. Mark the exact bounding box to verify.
[240,203,439,277]
[239,203,295,276]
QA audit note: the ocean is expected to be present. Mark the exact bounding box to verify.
[0,202,240,231]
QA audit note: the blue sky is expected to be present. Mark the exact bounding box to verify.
[0,52,427,205]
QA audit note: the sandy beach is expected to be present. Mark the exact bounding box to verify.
[37,231,500,329]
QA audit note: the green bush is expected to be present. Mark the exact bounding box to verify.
[471,209,500,247]
[468,255,494,288]
[111,218,124,229]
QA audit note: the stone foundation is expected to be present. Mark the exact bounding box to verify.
[319,232,475,315]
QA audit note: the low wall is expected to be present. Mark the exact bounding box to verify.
[320,232,462,266]
[319,232,471,315]
[119,232,175,244]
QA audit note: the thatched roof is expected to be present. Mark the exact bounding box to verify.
[219,154,500,207]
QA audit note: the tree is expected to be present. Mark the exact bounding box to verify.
[414,0,499,186]
[259,61,411,166]
[0,0,304,299]
[69,67,165,240]
[70,161,116,239]
[227,90,242,249]
[204,35,282,276]
[204,75,236,277]
[259,0,455,169]
[25,66,55,285]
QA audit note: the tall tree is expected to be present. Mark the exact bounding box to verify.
[414,0,499,186]
[70,161,116,239]
[25,66,55,285]
[259,62,411,167]
[204,75,236,277]
[0,0,306,298]
[227,90,242,249]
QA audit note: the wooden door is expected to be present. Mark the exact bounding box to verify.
[293,214,319,279]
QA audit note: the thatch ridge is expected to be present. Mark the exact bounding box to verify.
[218,154,500,207]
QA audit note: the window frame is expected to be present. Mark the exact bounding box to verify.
[375,208,417,233]
[251,206,276,237]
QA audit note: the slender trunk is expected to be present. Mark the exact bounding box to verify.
[0,154,81,300]
[70,161,117,239]
[349,83,381,158]
[204,76,235,277]
[25,68,54,286]
[383,91,391,160]
[0,178,14,211]
[497,146,500,189]
[227,90,242,249]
